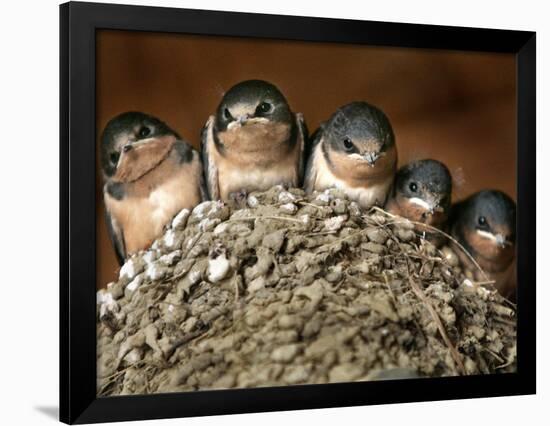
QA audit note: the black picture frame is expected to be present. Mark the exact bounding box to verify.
[59,1,536,424]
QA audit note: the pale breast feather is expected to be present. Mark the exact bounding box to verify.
[104,152,202,256]
[311,142,393,209]
[219,165,298,199]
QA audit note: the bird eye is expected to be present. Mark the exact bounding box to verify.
[478,216,487,226]
[110,151,120,165]
[409,182,418,192]
[343,137,354,151]
[138,126,151,138]
[223,108,233,120]
[256,102,273,115]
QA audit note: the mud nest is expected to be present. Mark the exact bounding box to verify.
[97,186,517,396]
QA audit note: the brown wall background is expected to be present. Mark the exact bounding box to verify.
[96,30,516,288]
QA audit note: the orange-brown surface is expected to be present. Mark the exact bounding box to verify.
[96,30,516,287]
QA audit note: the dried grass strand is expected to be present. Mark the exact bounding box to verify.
[369,206,491,283]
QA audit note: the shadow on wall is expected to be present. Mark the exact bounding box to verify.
[96,30,516,287]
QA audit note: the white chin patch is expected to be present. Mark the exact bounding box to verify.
[408,197,431,211]
[348,153,365,161]
[248,117,269,124]
[476,229,497,241]
[476,229,508,246]
[227,121,242,131]
[227,117,269,131]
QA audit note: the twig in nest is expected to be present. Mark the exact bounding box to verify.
[176,231,205,266]
[382,272,397,303]
[481,347,505,363]
[500,297,517,309]
[98,360,147,396]
[369,206,491,283]
[473,280,498,286]
[407,275,466,375]
[492,316,516,327]
[297,200,325,210]
[233,276,240,303]
[305,230,338,237]
[495,354,516,370]
[165,328,208,358]
[227,216,306,224]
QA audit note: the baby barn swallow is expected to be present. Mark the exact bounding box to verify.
[385,159,452,246]
[450,190,516,297]
[101,112,206,265]
[304,102,397,209]
[201,80,307,201]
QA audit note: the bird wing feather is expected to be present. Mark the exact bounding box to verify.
[294,112,308,185]
[103,201,126,266]
[200,115,220,200]
[304,127,324,193]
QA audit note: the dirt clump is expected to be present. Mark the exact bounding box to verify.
[97,186,516,396]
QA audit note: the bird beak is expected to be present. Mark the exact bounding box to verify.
[237,115,249,125]
[227,114,250,130]
[121,138,149,156]
[495,233,507,248]
[364,152,380,167]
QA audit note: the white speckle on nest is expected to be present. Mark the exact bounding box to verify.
[172,208,190,229]
[207,253,230,283]
[159,250,181,266]
[477,286,491,296]
[299,214,311,226]
[98,291,119,317]
[96,290,108,305]
[143,250,157,264]
[126,274,143,292]
[146,263,164,281]
[125,348,143,364]
[462,279,474,287]
[278,191,296,204]
[214,222,229,235]
[194,201,223,220]
[168,304,175,313]
[324,215,347,231]
[316,192,331,203]
[151,240,160,250]
[247,195,259,208]
[192,201,212,219]
[164,229,176,248]
[188,269,202,285]
[119,259,136,280]
[199,217,221,232]
[280,203,298,214]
